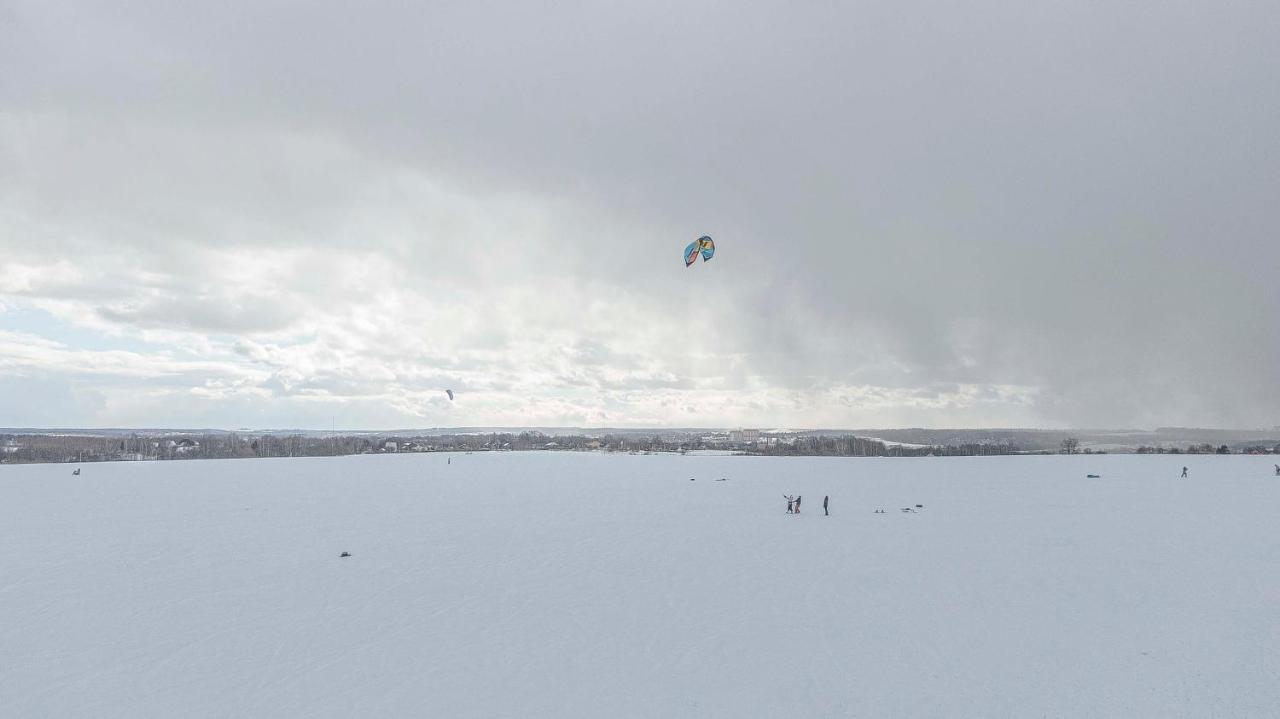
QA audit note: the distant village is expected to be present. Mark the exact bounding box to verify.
[1,429,997,464]
[3,428,1278,465]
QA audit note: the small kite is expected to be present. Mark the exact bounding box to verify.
[445,389,454,401]
[684,235,715,267]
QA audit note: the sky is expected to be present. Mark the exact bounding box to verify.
[1,0,1278,430]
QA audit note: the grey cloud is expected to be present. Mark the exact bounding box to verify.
[97,294,304,334]
[1,0,1277,428]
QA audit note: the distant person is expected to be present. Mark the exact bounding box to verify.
[1181,466,1188,478]
[795,495,802,514]
[823,495,829,516]
[784,495,795,514]
[1274,464,1279,476]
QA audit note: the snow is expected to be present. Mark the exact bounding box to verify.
[863,436,932,449]
[3,453,1279,717]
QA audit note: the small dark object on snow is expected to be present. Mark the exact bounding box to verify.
[915,504,923,508]
[690,477,696,481]
[340,552,351,557]
[72,468,81,476]
[1087,474,1101,478]
[715,477,728,481]
[874,509,886,514]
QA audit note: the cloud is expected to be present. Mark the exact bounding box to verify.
[1,0,1277,429]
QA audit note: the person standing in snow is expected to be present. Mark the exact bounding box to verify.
[1181,466,1188,478]
[1274,464,1279,476]
[784,495,794,513]
[823,495,829,516]
[795,495,802,514]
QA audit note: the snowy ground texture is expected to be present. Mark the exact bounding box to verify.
[4,453,1279,718]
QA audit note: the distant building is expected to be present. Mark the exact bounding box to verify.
[383,440,398,452]
[742,429,761,441]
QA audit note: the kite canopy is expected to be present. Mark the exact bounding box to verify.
[684,236,715,267]
[445,389,454,401]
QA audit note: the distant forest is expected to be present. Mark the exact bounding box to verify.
[2,428,1276,465]
[2,430,1003,464]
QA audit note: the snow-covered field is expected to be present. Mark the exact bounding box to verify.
[3,453,1279,718]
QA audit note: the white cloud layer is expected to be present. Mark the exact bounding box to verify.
[1,0,1277,429]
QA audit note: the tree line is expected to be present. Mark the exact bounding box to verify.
[1,430,1027,463]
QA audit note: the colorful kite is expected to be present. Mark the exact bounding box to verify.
[684,235,715,267]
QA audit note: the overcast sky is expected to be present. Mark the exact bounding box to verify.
[1,0,1277,430]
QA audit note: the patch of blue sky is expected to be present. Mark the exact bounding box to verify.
[1,303,160,354]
